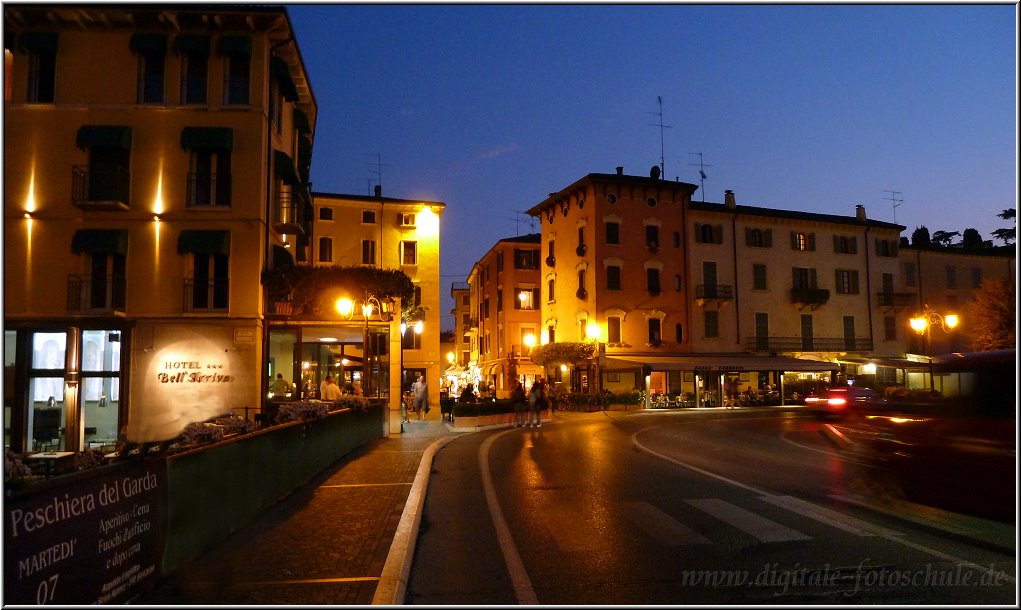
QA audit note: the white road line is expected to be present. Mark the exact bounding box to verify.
[622,501,711,546]
[760,495,902,537]
[686,498,811,542]
[778,429,873,467]
[480,430,540,605]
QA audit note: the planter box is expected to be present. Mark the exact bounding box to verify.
[450,408,550,430]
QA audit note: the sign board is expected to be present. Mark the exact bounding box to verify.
[4,460,167,604]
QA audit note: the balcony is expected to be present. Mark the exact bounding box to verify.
[876,291,916,310]
[696,284,733,304]
[746,336,873,353]
[273,190,310,236]
[186,172,232,208]
[510,344,532,361]
[790,287,830,309]
[67,275,126,314]
[72,165,131,210]
[184,278,229,312]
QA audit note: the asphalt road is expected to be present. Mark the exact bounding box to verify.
[405,409,1016,605]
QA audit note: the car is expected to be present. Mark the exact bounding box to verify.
[809,386,884,420]
[837,349,1017,522]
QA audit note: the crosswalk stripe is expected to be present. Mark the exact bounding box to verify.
[759,495,902,537]
[686,498,811,543]
[623,501,712,546]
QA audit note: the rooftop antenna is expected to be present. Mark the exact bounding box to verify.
[688,152,712,203]
[365,153,392,195]
[507,211,536,236]
[883,190,903,223]
[647,96,672,178]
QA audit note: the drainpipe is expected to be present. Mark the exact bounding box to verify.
[727,191,740,347]
[858,205,875,355]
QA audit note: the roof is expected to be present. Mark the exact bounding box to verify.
[525,172,699,216]
[497,233,541,245]
[689,201,905,232]
[312,192,446,208]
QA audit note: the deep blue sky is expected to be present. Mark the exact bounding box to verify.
[287,4,1017,332]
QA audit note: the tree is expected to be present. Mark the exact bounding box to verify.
[911,226,931,248]
[529,342,596,374]
[991,208,1015,245]
[930,230,960,248]
[964,278,1016,351]
[961,228,984,250]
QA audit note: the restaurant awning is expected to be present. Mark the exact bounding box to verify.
[603,354,839,373]
[274,150,298,184]
[177,230,230,255]
[71,229,128,255]
[272,244,295,268]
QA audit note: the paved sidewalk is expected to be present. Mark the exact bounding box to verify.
[133,417,459,605]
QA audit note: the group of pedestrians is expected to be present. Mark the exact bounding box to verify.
[511,378,548,428]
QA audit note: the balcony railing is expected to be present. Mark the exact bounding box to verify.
[696,284,734,301]
[790,287,830,306]
[67,275,126,313]
[745,336,873,352]
[184,278,229,312]
[273,190,309,236]
[72,165,131,209]
[876,291,917,308]
[186,172,232,208]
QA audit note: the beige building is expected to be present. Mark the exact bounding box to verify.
[310,189,445,410]
[4,5,317,450]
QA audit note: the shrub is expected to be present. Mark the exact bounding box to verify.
[275,401,330,424]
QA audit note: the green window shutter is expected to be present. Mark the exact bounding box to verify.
[177,230,230,255]
[808,233,816,251]
[76,125,132,150]
[849,236,858,254]
[180,127,234,151]
[713,225,724,244]
[764,229,772,247]
[71,229,129,255]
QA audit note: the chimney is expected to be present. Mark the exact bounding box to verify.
[616,166,624,176]
[724,189,736,209]
[856,204,866,222]
[374,184,382,197]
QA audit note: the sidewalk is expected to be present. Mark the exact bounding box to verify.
[133,416,459,605]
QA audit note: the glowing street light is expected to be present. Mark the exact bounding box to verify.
[909,304,960,392]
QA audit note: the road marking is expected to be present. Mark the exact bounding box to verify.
[760,495,902,537]
[622,501,711,546]
[543,504,613,552]
[319,482,413,488]
[480,430,539,605]
[686,498,811,542]
[778,430,873,467]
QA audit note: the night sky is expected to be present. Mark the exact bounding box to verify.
[287,3,1017,331]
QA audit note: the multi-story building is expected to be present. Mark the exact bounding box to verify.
[4,5,316,451]
[309,188,445,409]
[465,233,543,396]
[449,281,471,369]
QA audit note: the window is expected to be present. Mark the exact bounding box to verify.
[577,269,587,298]
[754,313,769,350]
[514,249,539,270]
[874,238,897,257]
[648,318,662,344]
[269,79,283,135]
[402,326,423,350]
[88,252,127,311]
[843,316,856,351]
[800,314,814,351]
[401,213,416,227]
[547,240,555,262]
[696,223,723,244]
[834,235,857,254]
[319,237,333,263]
[178,37,209,105]
[884,316,897,341]
[497,252,504,273]
[607,265,622,290]
[24,33,57,104]
[946,266,957,289]
[361,240,376,265]
[483,297,490,319]
[607,316,622,344]
[221,43,250,105]
[835,269,860,294]
[792,267,816,289]
[971,267,982,289]
[188,148,231,207]
[547,278,555,303]
[646,225,660,249]
[753,264,767,290]
[80,329,122,450]
[362,210,376,224]
[191,252,229,310]
[401,241,417,266]
[547,325,556,344]
[904,263,917,287]
[674,275,682,292]
[704,311,719,338]
[606,221,620,245]
[134,42,165,104]
[74,129,132,207]
[577,226,586,249]
[319,207,333,221]
[646,197,657,207]
[673,232,681,248]
[28,331,67,451]
[791,231,815,251]
[674,323,683,343]
[647,268,661,294]
[746,228,772,248]
[515,288,539,310]
[496,289,503,311]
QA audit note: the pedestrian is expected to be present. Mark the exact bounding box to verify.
[528,379,545,428]
[510,379,527,428]
[321,375,342,401]
[270,373,290,399]
[412,375,429,420]
[725,377,737,409]
[351,380,364,396]
[319,375,332,400]
[459,382,475,403]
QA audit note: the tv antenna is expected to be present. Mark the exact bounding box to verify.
[507,211,536,236]
[647,96,672,178]
[883,190,903,223]
[688,152,712,203]
[365,153,392,195]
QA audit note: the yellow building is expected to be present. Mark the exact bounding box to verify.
[466,234,543,396]
[4,6,317,450]
[309,190,445,413]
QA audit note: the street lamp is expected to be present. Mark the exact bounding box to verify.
[336,293,395,399]
[909,304,960,392]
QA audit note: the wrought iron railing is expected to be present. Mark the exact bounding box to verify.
[790,287,831,305]
[876,291,917,308]
[696,284,734,300]
[72,165,131,208]
[745,336,873,352]
[67,275,126,313]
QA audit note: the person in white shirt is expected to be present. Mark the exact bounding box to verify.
[320,375,342,401]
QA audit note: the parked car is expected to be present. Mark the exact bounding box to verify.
[837,349,1016,522]
[809,386,884,420]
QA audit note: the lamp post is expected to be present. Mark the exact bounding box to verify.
[336,292,394,399]
[909,304,960,392]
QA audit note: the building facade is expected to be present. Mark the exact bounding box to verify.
[4,5,317,451]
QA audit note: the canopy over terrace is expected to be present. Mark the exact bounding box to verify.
[602,354,839,373]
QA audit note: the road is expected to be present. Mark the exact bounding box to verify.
[405,408,1016,605]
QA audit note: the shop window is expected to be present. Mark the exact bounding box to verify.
[29,332,67,451]
[81,330,121,449]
